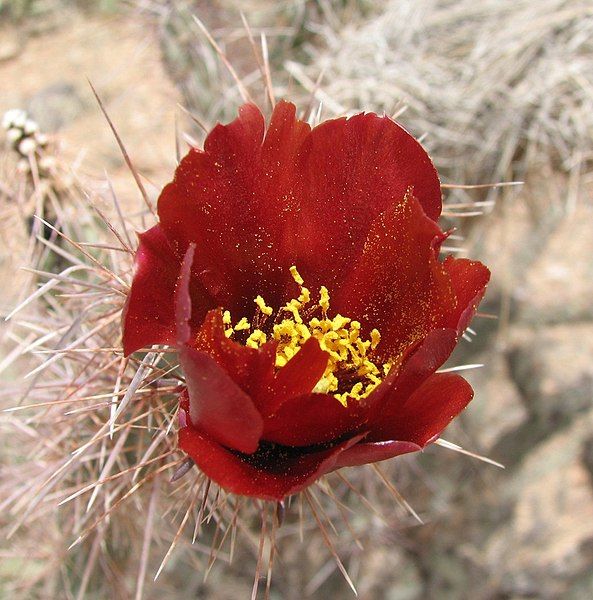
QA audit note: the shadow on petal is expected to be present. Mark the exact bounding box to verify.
[178,427,364,501]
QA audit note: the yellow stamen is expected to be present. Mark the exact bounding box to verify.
[254,295,273,316]
[222,310,234,337]
[246,329,267,349]
[219,266,390,406]
[319,286,330,314]
[289,265,304,285]
[370,328,381,350]
[234,317,251,331]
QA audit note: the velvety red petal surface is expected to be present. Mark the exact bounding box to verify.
[332,194,455,363]
[122,225,179,355]
[180,346,263,454]
[367,372,474,445]
[157,101,441,317]
[357,328,457,438]
[442,256,490,332]
[173,243,196,346]
[378,328,458,408]
[262,391,366,447]
[257,337,328,416]
[286,110,441,298]
[178,427,364,501]
[122,225,213,355]
[194,310,277,407]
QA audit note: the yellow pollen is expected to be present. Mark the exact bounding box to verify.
[246,329,267,348]
[254,295,273,316]
[370,328,381,350]
[221,266,391,406]
[319,286,330,314]
[289,265,304,285]
[234,317,251,331]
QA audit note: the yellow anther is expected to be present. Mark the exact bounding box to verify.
[295,324,311,342]
[355,338,370,356]
[331,314,351,331]
[370,328,381,350]
[283,298,304,323]
[254,295,273,316]
[319,286,330,313]
[298,287,311,304]
[222,310,232,325]
[289,265,304,286]
[234,317,251,331]
[246,329,267,348]
[367,373,382,385]
[350,382,364,397]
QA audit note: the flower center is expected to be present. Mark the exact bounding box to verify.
[222,266,391,406]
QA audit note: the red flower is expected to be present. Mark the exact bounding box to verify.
[122,101,489,502]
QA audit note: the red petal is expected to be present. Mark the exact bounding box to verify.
[122,225,179,355]
[174,243,196,345]
[367,372,474,445]
[122,225,213,356]
[158,103,280,314]
[258,338,328,416]
[357,328,456,436]
[178,427,364,501]
[194,310,276,407]
[179,346,263,454]
[442,257,490,332]
[262,392,366,447]
[381,328,458,404]
[287,111,441,296]
[157,101,441,317]
[332,195,456,362]
[334,440,421,468]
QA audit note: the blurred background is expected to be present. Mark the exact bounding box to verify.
[1,1,592,598]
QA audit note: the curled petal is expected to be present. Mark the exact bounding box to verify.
[334,440,422,468]
[175,243,196,345]
[382,328,458,404]
[180,347,263,454]
[442,257,490,332]
[367,372,474,445]
[122,225,180,355]
[158,103,278,314]
[178,427,365,501]
[332,195,455,362]
[122,225,213,356]
[288,110,441,296]
[175,247,270,453]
